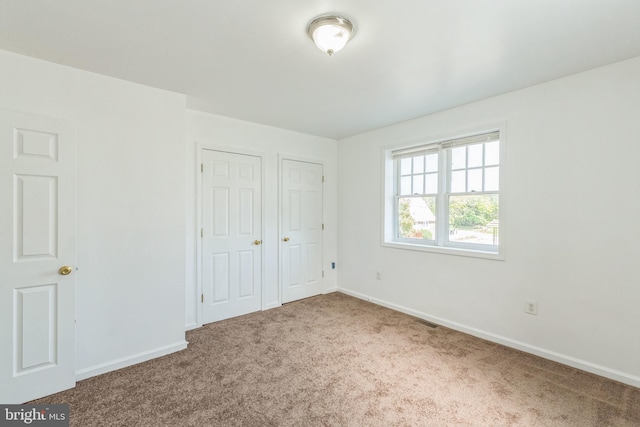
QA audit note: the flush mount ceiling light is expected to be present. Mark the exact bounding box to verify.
[307,15,355,56]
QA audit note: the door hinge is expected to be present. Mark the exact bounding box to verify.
[201,228,204,238]
[201,163,204,173]
[201,294,204,303]
[322,223,325,231]
[322,270,325,278]
[322,175,325,183]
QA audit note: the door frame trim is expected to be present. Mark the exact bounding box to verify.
[278,154,325,305]
[195,143,266,327]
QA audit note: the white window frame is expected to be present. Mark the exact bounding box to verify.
[382,124,506,260]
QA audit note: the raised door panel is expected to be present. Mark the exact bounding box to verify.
[14,175,58,260]
[14,284,57,373]
[238,250,254,299]
[286,244,302,287]
[211,188,230,237]
[288,190,302,232]
[303,243,321,285]
[238,189,254,235]
[210,253,230,304]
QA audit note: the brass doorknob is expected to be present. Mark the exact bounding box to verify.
[59,265,73,276]
[283,237,290,242]
[254,240,262,245]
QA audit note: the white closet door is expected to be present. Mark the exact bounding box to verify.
[201,150,262,323]
[281,160,323,303]
[0,111,76,403]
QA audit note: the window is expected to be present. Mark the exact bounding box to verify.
[385,129,503,257]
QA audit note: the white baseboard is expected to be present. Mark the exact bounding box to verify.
[323,287,338,294]
[185,322,198,331]
[75,341,188,381]
[338,288,640,389]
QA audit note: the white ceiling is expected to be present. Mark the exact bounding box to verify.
[1,1,639,139]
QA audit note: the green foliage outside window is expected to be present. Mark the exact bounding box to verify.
[449,195,498,229]
[398,200,415,237]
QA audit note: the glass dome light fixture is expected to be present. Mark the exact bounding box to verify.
[307,15,355,56]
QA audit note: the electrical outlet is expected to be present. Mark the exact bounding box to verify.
[525,300,538,315]
[375,271,381,280]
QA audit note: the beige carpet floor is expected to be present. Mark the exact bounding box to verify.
[32,293,639,426]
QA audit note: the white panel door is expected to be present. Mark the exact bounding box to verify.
[281,160,323,303]
[0,111,76,403]
[202,150,262,323]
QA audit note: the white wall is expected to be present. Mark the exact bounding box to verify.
[0,50,188,378]
[3,45,637,389]
[185,110,338,329]
[337,57,640,387]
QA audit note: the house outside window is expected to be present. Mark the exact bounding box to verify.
[383,127,504,259]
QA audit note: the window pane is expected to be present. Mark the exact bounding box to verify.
[401,157,412,175]
[412,156,424,174]
[468,144,483,168]
[412,175,424,194]
[451,147,466,170]
[425,173,438,194]
[448,194,499,246]
[425,153,438,172]
[451,170,466,193]
[485,141,500,165]
[398,197,436,241]
[400,176,411,195]
[468,169,483,192]
[485,166,499,191]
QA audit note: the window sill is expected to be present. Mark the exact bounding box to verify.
[381,240,504,261]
